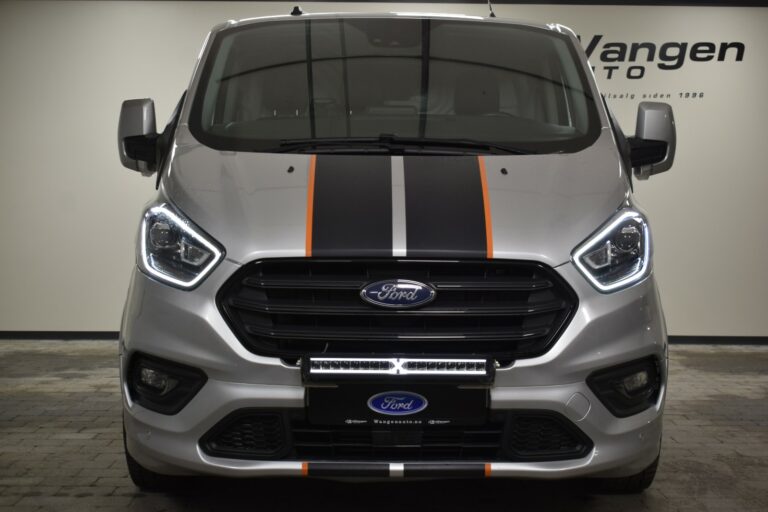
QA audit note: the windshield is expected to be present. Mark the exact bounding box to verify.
[189,18,601,154]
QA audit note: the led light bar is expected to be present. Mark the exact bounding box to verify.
[305,357,491,378]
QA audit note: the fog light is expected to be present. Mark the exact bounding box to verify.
[139,367,178,395]
[587,357,661,418]
[128,353,207,415]
[621,370,650,395]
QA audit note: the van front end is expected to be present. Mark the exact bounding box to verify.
[118,12,675,493]
[121,251,666,482]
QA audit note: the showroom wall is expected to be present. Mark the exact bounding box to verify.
[0,1,766,335]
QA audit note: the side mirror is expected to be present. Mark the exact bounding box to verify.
[118,99,158,176]
[628,102,676,180]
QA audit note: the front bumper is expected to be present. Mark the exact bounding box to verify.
[120,259,667,479]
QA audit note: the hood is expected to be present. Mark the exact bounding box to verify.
[164,127,627,268]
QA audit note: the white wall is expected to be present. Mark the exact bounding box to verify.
[0,1,766,335]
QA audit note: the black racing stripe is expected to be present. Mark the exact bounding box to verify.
[403,464,486,478]
[404,156,487,258]
[311,155,392,257]
[307,463,389,477]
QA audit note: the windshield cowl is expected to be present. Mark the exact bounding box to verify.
[270,135,539,155]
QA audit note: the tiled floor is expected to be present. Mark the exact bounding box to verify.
[0,341,766,511]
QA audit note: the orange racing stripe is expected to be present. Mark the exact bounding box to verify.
[305,155,317,257]
[478,156,494,259]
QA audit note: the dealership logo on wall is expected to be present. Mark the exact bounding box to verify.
[581,35,745,80]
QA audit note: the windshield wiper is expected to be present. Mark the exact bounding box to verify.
[376,135,537,155]
[271,137,392,154]
[269,135,536,155]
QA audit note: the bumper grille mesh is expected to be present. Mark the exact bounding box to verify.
[505,413,594,460]
[202,412,287,458]
[291,423,503,461]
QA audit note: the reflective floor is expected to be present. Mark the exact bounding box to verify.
[0,341,766,511]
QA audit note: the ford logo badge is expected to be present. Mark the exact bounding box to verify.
[367,391,429,416]
[360,279,436,309]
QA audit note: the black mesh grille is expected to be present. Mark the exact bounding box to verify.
[201,412,287,459]
[200,410,592,462]
[217,259,577,362]
[505,413,593,461]
[291,422,504,461]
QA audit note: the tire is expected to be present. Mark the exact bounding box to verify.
[123,424,181,492]
[588,454,660,494]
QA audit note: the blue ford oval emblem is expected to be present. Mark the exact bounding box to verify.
[367,391,429,416]
[360,279,436,309]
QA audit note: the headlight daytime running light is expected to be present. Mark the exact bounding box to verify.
[572,209,651,292]
[139,203,223,289]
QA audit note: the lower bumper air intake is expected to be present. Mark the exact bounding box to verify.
[200,409,593,462]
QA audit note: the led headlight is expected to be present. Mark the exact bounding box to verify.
[139,204,223,289]
[572,209,651,292]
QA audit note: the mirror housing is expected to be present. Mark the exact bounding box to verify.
[118,99,158,176]
[629,102,676,180]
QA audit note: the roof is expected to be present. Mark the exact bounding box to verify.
[208,11,574,37]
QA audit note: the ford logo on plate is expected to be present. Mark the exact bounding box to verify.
[360,279,436,309]
[367,391,429,416]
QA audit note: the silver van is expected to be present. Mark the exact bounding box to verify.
[117,10,675,493]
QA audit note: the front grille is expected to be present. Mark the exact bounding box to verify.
[200,410,592,462]
[217,259,577,362]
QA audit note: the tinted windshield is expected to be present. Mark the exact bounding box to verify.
[189,18,601,154]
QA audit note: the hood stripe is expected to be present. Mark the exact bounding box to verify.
[404,155,490,259]
[305,154,493,259]
[391,156,407,257]
[308,155,393,257]
[478,156,494,259]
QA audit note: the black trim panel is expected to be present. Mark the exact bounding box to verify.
[404,156,487,258]
[668,336,768,345]
[311,155,393,257]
